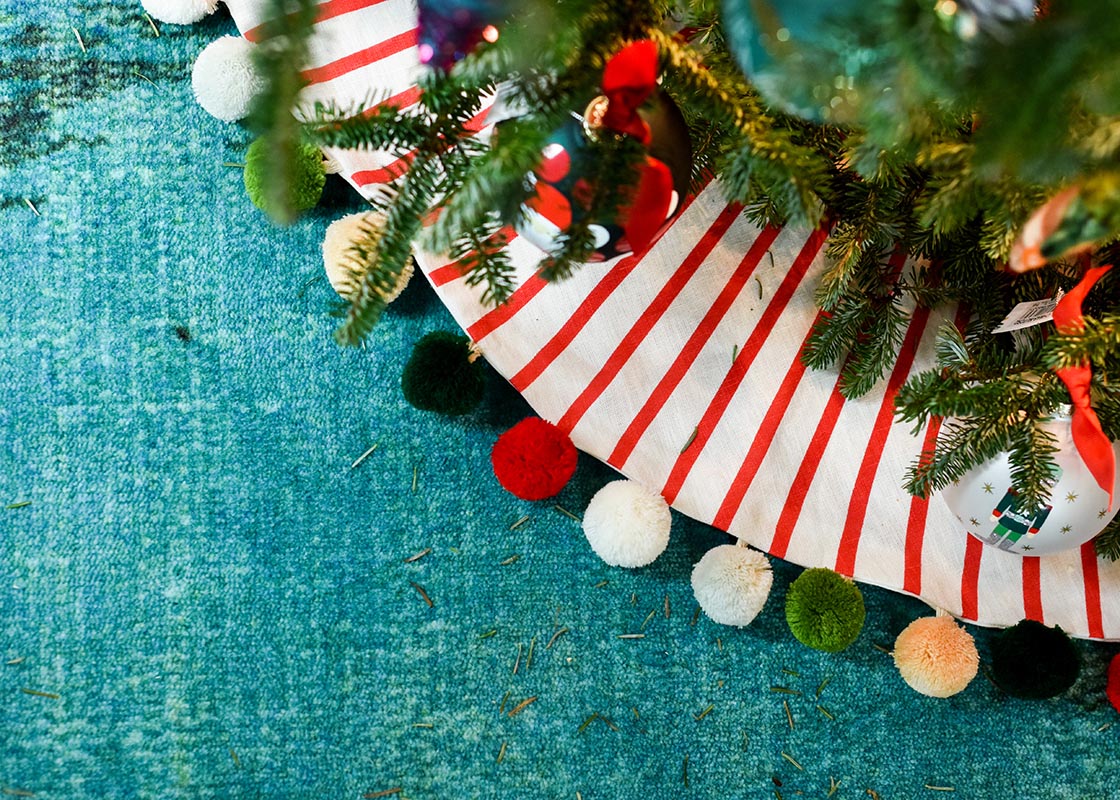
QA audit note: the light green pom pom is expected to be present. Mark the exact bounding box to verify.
[243,137,325,220]
[785,567,865,653]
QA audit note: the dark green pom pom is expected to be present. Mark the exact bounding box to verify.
[401,331,486,415]
[243,137,326,219]
[785,567,865,653]
[991,620,1081,699]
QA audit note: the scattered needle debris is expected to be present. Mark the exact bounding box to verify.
[403,548,431,563]
[409,581,433,608]
[350,443,379,469]
[507,696,537,717]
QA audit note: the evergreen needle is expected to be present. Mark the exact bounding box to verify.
[350,442,379,469]
[552,504,580,522]
[20,688,59,700]
[546,627,568,649]
[23,199,39,216]
[144,13,160,37]
[6,501,31,510]
[507,696,537,717]
[409,581,433,608]
[680,426,699,453]
[72,27,86,53]
[780,751,804,771]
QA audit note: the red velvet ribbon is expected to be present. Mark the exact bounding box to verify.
[1052,264,1115,507]
[600,39,673,254]
[602,39,657,145]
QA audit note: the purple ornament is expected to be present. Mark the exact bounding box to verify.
[417,0,510,72]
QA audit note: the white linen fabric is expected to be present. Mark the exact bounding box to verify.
[224,0,1120,639]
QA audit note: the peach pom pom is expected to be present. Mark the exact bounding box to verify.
[892,614,979,698]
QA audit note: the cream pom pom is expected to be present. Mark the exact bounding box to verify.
[582,480,671,568]
[142,0,220,25]
[323,212,414,302]
[191,36,265,122]
[691,544,772,626]
[893,614,979,698]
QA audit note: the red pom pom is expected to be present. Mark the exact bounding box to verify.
[1107,653,1120,714]
[491,417,578,500]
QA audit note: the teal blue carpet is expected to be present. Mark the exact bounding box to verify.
[3,4,1120,798]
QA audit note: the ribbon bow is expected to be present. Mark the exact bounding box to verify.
[1052,264,1115,507]
[599,39,674,255]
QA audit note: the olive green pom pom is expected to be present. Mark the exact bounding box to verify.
[991,620,1080,699]
[243,137,326,219]
[785,567,865,653]
[401,331,486,415]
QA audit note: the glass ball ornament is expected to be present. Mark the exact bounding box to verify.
[720,0,882,123]
[516,91,692,263]
[941,414,1120,556]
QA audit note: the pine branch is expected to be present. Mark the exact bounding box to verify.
[306,99,433,153]
[1043,314,1120,369]
[651,28,828,226]
[423,117,545,255]
[453,224,517,307]
[839,294,909,399]
[246,0,317,225]
[1094,515,1120,561]
[334,164,437,344]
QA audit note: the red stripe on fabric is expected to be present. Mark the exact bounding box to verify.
[902,304,971,596]
[834,256,929,576]
[769,379,847,559]
[661,225,830,505]
[710,313,823,531]
[465,276,548,341]
[1080,541,1105,639]
[352,150,417,186]
[427,231,520,287]
[464,108,491,133]
[301,29,418,86]
[509,191,706,393]
[608,225,782,469]
[244,0,392,42]
[960,533,983,620]
[360,86,423,117]
[554,203,745,434]
[1022,557,1044,622]
[510,255,641,390]
[902,419,942,596]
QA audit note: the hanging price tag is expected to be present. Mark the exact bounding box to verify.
[991,289,1065,333]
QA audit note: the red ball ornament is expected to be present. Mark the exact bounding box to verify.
[1107,653,1120,714]
[491,417,578,501]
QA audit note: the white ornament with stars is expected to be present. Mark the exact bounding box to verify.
[941,414,1120,556]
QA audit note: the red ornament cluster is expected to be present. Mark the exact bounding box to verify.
[490,417,578,500]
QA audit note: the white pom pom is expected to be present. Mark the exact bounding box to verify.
[582,480,671,568]
[191,36,264,122]
[323,212,414,302]
[691,544,772,627]
[142,0,220,25]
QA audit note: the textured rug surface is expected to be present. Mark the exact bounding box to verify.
[3,3,1120,798]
